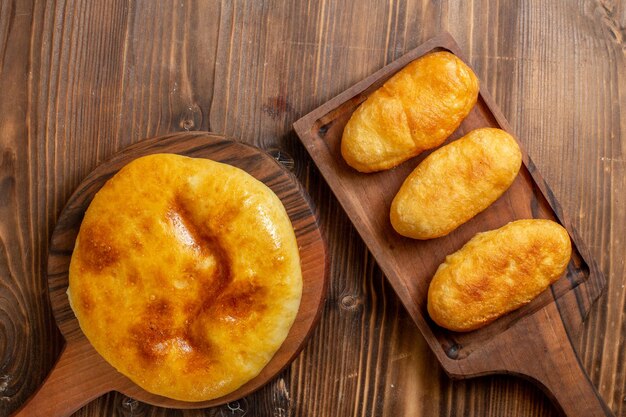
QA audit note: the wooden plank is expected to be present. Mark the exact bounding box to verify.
[0,0,623,416]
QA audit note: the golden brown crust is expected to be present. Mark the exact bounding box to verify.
[68,154,302,401]
[340,51,479,172]
[427,219,572,332]
[390,128,522,239]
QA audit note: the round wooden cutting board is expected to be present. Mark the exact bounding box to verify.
[14,132,328,417]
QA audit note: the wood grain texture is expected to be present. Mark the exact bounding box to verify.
[0,0,624,416]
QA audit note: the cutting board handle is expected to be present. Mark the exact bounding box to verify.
[538,359,614,417]
[12,339,115,417]
[462,302,614,417]
[527,313,613,417]
[528,316,612,416]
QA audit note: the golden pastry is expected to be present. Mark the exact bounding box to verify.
[68,154,302,401]
[390,128,522,239]
[427,219,571,332]
[341,51,479,172]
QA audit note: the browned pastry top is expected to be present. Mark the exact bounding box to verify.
[68,154,302,401]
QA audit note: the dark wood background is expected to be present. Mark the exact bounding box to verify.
[0,0,624,416]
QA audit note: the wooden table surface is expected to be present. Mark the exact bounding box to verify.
[1,1,624,416]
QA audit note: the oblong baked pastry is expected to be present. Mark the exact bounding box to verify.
[427,219,571,332]
[341,51,479,172]
[390,128,522,239]
[68,154,303,401]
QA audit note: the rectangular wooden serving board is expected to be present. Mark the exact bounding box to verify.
[293,32,603,360]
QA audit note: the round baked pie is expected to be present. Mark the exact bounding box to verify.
[67,153,303,401]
